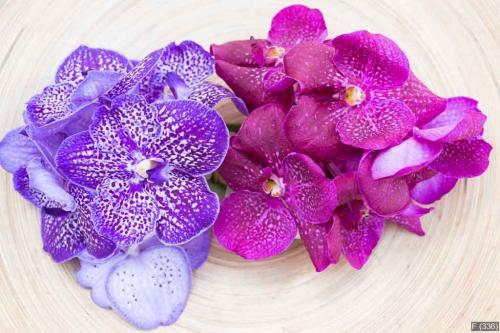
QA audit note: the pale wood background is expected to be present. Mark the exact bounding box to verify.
[0,0,498,332]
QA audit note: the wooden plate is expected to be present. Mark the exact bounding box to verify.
[0,1,498,332]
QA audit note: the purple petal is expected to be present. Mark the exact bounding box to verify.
[414,97,486,142]
[152,100,229,176]
[262,65,295,92]
[41,209,85,263]
[387,204,431,236]
[218,145,267,192]
[284,95,346,161]
[164,72,191,99]
[374,71,446,126]
[179,230,211,269]
[151,170,218,245]
[296,218,332,272]
[56,131,132,189]
[56,45,131,85]
[429,139,492,178]
[92,178,159,246]
[71,70,123,108]
[188,82,249,115]
[106,48,163,99]
[282,153,337,224]
[284,42,344,93]
[0,127,40,173]
[211,39,264,66]
[371,137,443,179]
[268,5,327,49]
[337,98,416,150]
[410,172,458,204]
[232,103,292,172]
[357,152,411,216]
[331,30,409,90]
[105,246,191,329]
[333,172,361,205]
[214,60,293,111]
[214,191,296,260]
[25,82,76,126]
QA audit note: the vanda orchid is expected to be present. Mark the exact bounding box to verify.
[0,2,493,330]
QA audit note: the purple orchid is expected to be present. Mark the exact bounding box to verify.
[56,94,228,246]
[214,103,337,271]
[211,4,326,111]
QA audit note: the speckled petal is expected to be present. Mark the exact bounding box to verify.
[56,46,131,85]
[105,246,191,329]
[41,209,85,263]
[13,167,65,209]
[410,172,458,204]
[371,137,443,179]
[337,98,415,150]
[374,71,446,126]
[429,139,491,178]
[262,65,295,92]
[232,103,292,172]
[152,170,218,245]
[387,204,431,236]
[284,95,346,161]
[0,127,40,173]
[218,145,267,192]
[268,5,327,49]
[106,48,163,99]
[211,39,264,66]
[188,82,249,115]
[214,191,296,260]
[282,153,337,224]
[25,82,76,126]
[414,97,486,142]
[357,152,411,216]
[71,70,122,108]
[56,131,133,189]
[284,42,344,92]
[214,60,293,111]
[331,30,409,89]
[152,100,228,176]
[333,172,361,205]
[92,178,159,246]
[179,229,211,269]
[296,218,332,272]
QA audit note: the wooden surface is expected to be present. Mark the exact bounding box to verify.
[0,0,499,332]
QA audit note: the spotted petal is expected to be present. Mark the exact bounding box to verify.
[105,246,191,329]
[387,204,431,236]
[0,127,40,173]
[211,39,265,66]
[188,82,249,115]
[214,191,296,260]
[296,218,332,272]
[152,170,218,245]
[25,82,76,126]
[410,172,458,205]
[371,137,443,179]
[337,98,416,150]
[429,139,492,178]
[282,153,337,224]
[268,5,327,49]
[357,152,411,216]
[56,45,130,85]
[71,70,122,108]
[92,178,159,246]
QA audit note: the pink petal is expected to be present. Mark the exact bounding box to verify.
[263,65,295,92]
[282,153,337,224]
[211,39,265,66]
[214,191,297,260]
[214,60,293,111]
[387,203,431,236]
[331,30,409,90]
[284,42,344,93]
[337,98,416,150]
[284,95,346,161]
[333,172,361,205]
[371,137,443,179]
[296,217,332,272]
[357,153,411,216]
[268,5,327,49]
[373,71,446,126]
[232,103,292,172]
[218,145,267,192]
[429,139,492,178]
[414,97,486,142]
[410,172,458,204]
[327,215,342,264]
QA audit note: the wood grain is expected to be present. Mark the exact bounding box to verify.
[0,0,498,332]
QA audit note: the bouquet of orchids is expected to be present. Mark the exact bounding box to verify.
[0,3,491,330]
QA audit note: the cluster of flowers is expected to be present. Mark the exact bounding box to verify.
[212,5,492,271]
[0,42,247,329]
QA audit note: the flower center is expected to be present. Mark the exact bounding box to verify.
[262,175,285,197]
[134,159,160,179]
[344,85,366,106]
[265,46,286,61]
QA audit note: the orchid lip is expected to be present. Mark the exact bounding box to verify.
[133,158,163,179]
[262,174,285,197]
[344,85,366,106]
[265,46,286,61]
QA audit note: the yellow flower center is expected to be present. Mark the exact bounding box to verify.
[262,175,284,197]
[134,159,159,179]
[344,85,366,106]
[266,46,286,60]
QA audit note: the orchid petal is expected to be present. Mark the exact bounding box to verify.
[410,172,458,204]
[296,218,332,272]
[25,82,75,126]
[387,203,431,236]
[211,39,265,66]
[262,65,295,92]
[218,145,267,192]
[333,172,361,205]
[71,70,122,108]
[0,127,40,173]
[188,82,249,115]
[179,229,211,269]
